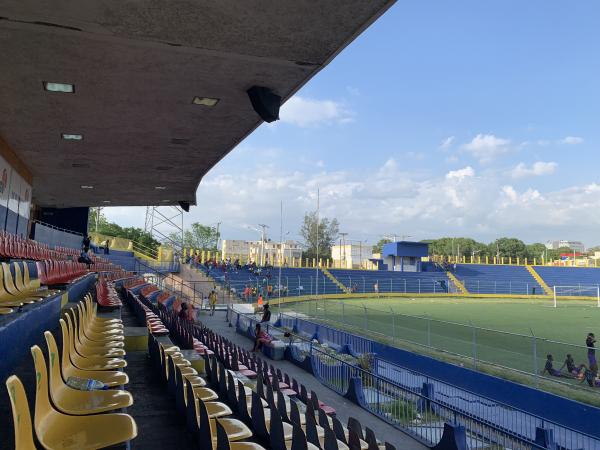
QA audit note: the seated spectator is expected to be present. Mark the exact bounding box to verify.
[580,363,598,387]
[77,251,93,268]
[252,323,272,352]
[542,354,567,377]
[560,354,580,377]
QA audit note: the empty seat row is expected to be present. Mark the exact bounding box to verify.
[36,260,88,285]
[5,293,138,449]
[0,261,61,314]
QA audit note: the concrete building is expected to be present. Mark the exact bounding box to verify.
[222,239,302,264]
[545,240,585,253]
[331,243,372,269]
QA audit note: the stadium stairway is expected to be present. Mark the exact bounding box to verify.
[446,271,468,294]
[321,267,350,294]
[525,265,553,295]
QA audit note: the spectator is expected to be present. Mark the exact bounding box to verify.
[542,354,568,378]
[373,282,379,294]
[261,304,271,323]
[580,363,598,387]
[560,354,579,377]
[77,251,93,269]
[257,294,264,306]
[252,323,272,352]
[208,290,217,316]
[82,235,91,253]
[178,303,188,320]
[103,238,110,255]
[587,333,596,366]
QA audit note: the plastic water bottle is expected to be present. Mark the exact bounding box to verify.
[66,376,108,391]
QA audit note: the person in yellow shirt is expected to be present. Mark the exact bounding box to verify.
[208,290,217,316]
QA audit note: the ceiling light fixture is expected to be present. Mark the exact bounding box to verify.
[192,96,219,107]
[80,185,93,189]
[62,133,83,140]
[102,200,111,204]
[43,82,74,93]
[162,199,170,202]
[155,186,167,190]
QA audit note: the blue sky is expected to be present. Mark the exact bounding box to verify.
[107,1,600,247]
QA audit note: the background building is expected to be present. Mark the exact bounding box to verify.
[222,239,302,264]
[545,240,585,253]
[331,243,372,269]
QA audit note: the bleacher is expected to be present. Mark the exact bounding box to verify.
[119,277,394,450]
[204,265,344,300]
[452,264,543,295]
[535,266,600,293]
[329,269,451,294]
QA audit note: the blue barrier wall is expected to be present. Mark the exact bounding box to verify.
[282,313,600,439]
[372,342,600,439]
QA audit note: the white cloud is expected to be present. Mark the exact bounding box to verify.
[278,96,354,127]
[439,136,455,151]
[405,151,425,160]
[446,166,475,180]
[461,134,511,163]
[560,136,584,145]
[105,149,600,246]
[509,161,557,179]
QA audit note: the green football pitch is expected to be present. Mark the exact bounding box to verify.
[280,296,600,401]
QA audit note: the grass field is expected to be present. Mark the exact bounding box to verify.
[280,296,600,405]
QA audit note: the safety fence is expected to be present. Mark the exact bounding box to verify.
[281,299,600,396]
[228,307,599,449]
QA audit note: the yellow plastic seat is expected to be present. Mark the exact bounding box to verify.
[67,312,125,358]
[0,306,14,314]
[63,318,127,370]
[2,263,49,301]
[78,303,123,332]
[29,346,137,449]
[184,373,207,387]
[50,328,129,386]
[11,262,55,298]
[83,296,122,325]
[197,399,253,447]
[70,311,125,358]
[41,341,133,415]
[215,419,267,450]
[5,376,36,450]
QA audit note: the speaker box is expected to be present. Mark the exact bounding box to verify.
[247,86,281,123]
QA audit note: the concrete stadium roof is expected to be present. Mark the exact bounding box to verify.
[0,1,394,207]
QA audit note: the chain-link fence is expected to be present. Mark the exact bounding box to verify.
[283,299,599,393]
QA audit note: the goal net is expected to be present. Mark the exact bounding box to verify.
[552,285,600,308]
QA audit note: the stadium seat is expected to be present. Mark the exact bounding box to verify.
[63,315,127,370]
[46,330,129,387]
[215,419,267,450]
[5,376,36,450]
[28,346,137,449]
[42,337,133,415]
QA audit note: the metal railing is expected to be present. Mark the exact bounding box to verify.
[134,259,231,308]
[228,308,600,449]
[282,299,600,397]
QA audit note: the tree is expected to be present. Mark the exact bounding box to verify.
[489,238,528,260]
[87,208,160,254]
[425,237,489,258]
[526,243,547,261]
[372,238,391,254]
[299,211,339,259]
[167,223,220,250]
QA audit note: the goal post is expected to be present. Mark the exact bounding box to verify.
[552,285,600,308]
